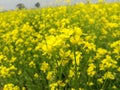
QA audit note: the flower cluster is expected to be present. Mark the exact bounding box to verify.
[0,1,120,90]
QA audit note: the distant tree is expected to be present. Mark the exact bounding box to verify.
[86,0,91,4]
[16,3,26,10]
[35,2,40,8]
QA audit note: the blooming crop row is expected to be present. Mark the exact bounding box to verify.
[0,2,120,90]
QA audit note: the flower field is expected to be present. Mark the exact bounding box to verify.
[0,2,120,90]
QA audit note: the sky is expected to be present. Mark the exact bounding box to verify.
[0,0,117,10]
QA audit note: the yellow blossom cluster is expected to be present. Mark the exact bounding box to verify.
[0,1,120,90]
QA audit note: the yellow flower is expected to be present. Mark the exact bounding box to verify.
[95,48,107,59]
[40,61,49,73]
[87,82,94,86]
[49,28,56,34]
[42,44,52,53]
[68,69,75,78]
[71,88,75,90]
[79,88,84,90]
[71,51,82,65]
[99,55,117,70]
[46,71,53,80]
[117,67,120,72]
[83,42,96,52]
[88,19,94,24]
[110,40,120,48]
[101,28,108,35]
[10,57,16,63]
[57,80,66,87]
[97,78,103,84]
[49,83,58,90]
[70,35,82,45]
[61,59,69,66]
[3,83,20,90]
[106,22,118,28]
[18,70,22,75]
[29,61,36,68]
[22,87,26,90]
[97,48,107,55]
[112,85,117,89]
[34,73,39,78]
[102,71,115,80]
[87,63,96,77]
[0,66,9,78]
[74,27,82,36]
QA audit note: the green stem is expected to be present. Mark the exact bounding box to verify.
[73,44,79,90]
[101,79,107,89]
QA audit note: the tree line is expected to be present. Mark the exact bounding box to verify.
[16,2,40,10]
